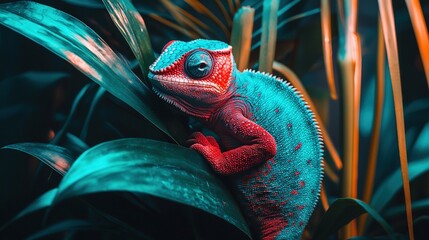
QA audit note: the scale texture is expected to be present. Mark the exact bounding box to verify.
[148,39,323,240]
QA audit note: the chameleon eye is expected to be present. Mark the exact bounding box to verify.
[185,50,213,79]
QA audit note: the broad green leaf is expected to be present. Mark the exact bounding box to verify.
[0,1,175,142]
[0,189,57,231]
[1,143,74,175]
[102,0,155,79]
[63,0,103,8]
[313,198,395,240]
[385,198,429,218]
[370,159,429,213]
[54,138,251,239]
[27,220,114,240]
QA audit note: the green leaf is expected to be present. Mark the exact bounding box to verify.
[51,83,93,145]
[0,189,57,231]
[27,219,114,240]
[54,138,251,239]
[102,0,155,80]
[80,87,106,140]
[385,198,429,218]
[313,198,395,240]
[0,1,175,142]
[1,143,74,176]
[63,0,104,8]
[370,159,429,214]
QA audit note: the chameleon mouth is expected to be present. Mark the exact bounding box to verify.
[148,72,223,93]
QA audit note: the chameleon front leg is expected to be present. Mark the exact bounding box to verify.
[189,112,277,175]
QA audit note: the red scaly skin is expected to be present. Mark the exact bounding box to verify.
[149,41,277,175]
[149,40,323,240]
[188,106,277,175]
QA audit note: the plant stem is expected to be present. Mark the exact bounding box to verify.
[378,0,414,239]
[258,0,279,73]
[230,7,254,71]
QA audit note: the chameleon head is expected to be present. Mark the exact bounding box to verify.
[148,39,235,118]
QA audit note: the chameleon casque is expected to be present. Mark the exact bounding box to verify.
[148,39,323,240]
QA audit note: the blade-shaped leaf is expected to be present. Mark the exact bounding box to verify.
[0,1,175,142]
[102,0,155,79]
[63,0,104,8]
[313,198,395,240]
[0,189,57,231]
[27,219,115,240]
[1,143,74,175]
[55,139,250,236]
[385,198,429,218]
[54,138,251,239]
[370,159,429,214]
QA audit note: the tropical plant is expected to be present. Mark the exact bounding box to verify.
[0,0,428,239]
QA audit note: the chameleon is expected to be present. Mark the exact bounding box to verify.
[148,39,323,240]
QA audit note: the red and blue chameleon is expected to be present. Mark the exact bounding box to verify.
[148,39,323,240]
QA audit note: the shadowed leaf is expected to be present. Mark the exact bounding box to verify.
[102,0,155,79]
[360,17,386,234]
[370,159,429,215]
[252,8,320,51]
[159,0,209,39]
[0,1,175,142]
[184,0,230,39]
[215,0,232,26]
[54,138,252,239]
[313,198,395,240]
[27,219,115,240]
[1,143,74,176]
[63,0,104,8]
[80,87,106,140]
[0,189,57,231]
[385,198,429,219]
[51,84,93,145]
[148,13,195,39]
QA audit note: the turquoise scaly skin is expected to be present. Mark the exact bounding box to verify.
[148,39,323,240]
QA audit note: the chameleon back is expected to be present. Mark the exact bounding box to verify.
[230,70,323,239]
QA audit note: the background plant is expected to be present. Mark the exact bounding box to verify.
[0,0,428,239]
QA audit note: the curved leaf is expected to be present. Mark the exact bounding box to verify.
[385,198,429,218]
[1,143,74,175]
[54,138,251,238]
[0,189,57,231]
[0,1,175,142]
[51,83,93,145]
[370,159,429,214]
[102,0,155,79]
[27,219,114,240]
[63,0,104,8]
[313,198,395,240]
